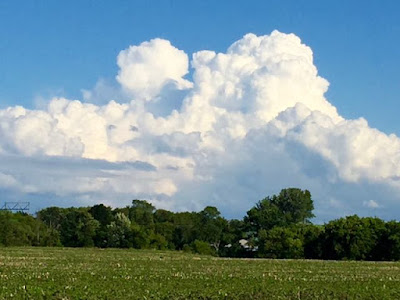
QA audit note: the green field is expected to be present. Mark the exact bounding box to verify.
[0,248,400,299]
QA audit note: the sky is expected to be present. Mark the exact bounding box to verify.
[0,0,400,222]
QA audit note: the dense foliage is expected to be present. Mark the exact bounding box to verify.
[1,187,400,261]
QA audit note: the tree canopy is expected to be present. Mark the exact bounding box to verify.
[1,188,400,261]
[245,188,314,231]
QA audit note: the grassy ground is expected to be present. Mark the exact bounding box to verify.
[0,247,400,299]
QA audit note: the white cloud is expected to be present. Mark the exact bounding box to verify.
[116,38,192,100]
[81,78,131,105]
[1,31,400,220]
[363,200,380,209]
[0,172,18,188]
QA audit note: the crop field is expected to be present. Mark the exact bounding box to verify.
[0,248,400,299]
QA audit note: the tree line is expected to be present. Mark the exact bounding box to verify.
[1,188,399,261]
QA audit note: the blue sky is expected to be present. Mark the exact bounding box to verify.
[1,1,400,220]
[1,0,399,134]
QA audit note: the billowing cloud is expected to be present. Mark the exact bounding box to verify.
[1,31,400,220]
[116,38,192,100]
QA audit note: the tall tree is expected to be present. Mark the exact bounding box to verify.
[106,213,133,248]
[198,206,226,252]
[89,204,114,247]
[129,200,155,227]
[274,188,315,225]
[245,188,314,231]
[60,209,99,247]
[37,207,66,230]
[89,204,113,227]
[172,212,199,249]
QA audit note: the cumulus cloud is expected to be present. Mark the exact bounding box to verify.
[116,38,192,100]
[1,30,400,220]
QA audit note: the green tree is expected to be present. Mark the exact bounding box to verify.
[37,207,66,230]
[172,212,199,249]
[60,209,99,247]
[0,211,35,246]
[258,226,304,259]
[106,212,133,248]
[154,209,175,223]
[89,204,113,227]
[0,211,60,247]
[89,204,114,247]
[322,215,385,260]
[131,223,151,249]
[191,240,216,256]
[218,219,247,257]
[129,200,155,228]
[274,188,314,224]
[149,232,168,250]
[372,220,400,261]
[245,199,281,231]
[154,220,176,249]
[198,206,227,252]
[245,188,314,231]
[301,224,324,259]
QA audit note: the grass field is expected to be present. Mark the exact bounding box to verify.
[0,248,400,299]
